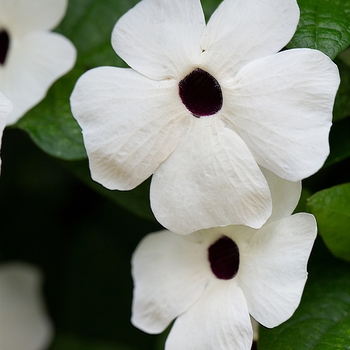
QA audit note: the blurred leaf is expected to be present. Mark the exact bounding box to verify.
[324,117,350,167]
[333,58,350,122]
[51,333,135,350]
[307,183,350,262]
[16,0,140,160]
[339,47,350,67]
[259,239,350,349]
[63,159,156,223]
[288,0,350,59]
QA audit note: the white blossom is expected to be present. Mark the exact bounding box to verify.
[0,262,54,350]
[71,0,339,235]
[0,0,76,125]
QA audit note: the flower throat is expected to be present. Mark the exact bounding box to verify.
[0,30,10,65]
[179,68,223,117]
[208,236,240,280]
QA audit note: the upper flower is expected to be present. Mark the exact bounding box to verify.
[71,0,339,235]
[131,173,316,349]
[0,0,76,125]
[0,262,54,350]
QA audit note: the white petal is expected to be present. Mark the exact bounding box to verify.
[225,49,340,181]
[112,0,205,80]
[0,262,53,350]
[200,0,299,79]
[260,167,301,223]
[166,281,253,350]
[0,92,12,131]
[0,31,76,125]
[0,0,67,35]
[71,67,185,190]
[0,92,12,171]
[131,230,210,333]
[151,117,272,235]
[0,0,68,36]
[236,213,317,328]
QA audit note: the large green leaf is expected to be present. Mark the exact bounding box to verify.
[259,239,350,349]
[288,0,350,59]
[307,183,350,262]
[16,0,139,160]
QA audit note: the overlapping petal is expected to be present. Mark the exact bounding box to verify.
[0,262,53,350]
[236,213,317,327]
[0,0,67,34]
[112,0,205,80]
[224,49,340,181]
[131,230,210,333]
[260,167,301,223]
[166,281,253,350]
[71,67,185,190]
[151,117,272,235]
[200,0,299,79]
[1,31,76,124]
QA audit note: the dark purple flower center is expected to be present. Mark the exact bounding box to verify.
[208,236,239,280]
[179,68,223,117]
[0,30,10,65]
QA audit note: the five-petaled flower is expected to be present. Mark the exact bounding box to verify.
[0,262,54,350]
[0,0,76,125]
[70,0,339,235]
[131,172,316,350]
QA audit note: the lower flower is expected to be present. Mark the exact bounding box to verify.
[131,212,316,349]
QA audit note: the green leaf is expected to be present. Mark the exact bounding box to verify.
[288,0,350,59]
[324,117,350,167]
[333,59,350,122]
[307,183,350,262]
[16,0,140,160]
[259,239,350,349]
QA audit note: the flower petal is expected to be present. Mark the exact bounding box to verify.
[166,281,253,350]
[131,230,210,333]
[0,31,76,125]
[112,0,205,80]
[71,67,185,190]
[200,0,299,79]
[260,167,301,223]
[236,213,317,328]
[0,262,54,350]
[0,92,12,171]
[151,117,272,235]
[224,49,340,181]
[0,0,68,35]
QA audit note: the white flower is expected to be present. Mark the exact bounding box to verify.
[0,91,12,171]
[0,262,54,350]
[0,0,76,125]
[131,172,317,349]
[70,0,339,235]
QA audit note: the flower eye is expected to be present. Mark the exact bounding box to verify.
[0,30,10,65]
[179,68,223,117]
[208,235,239,280]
